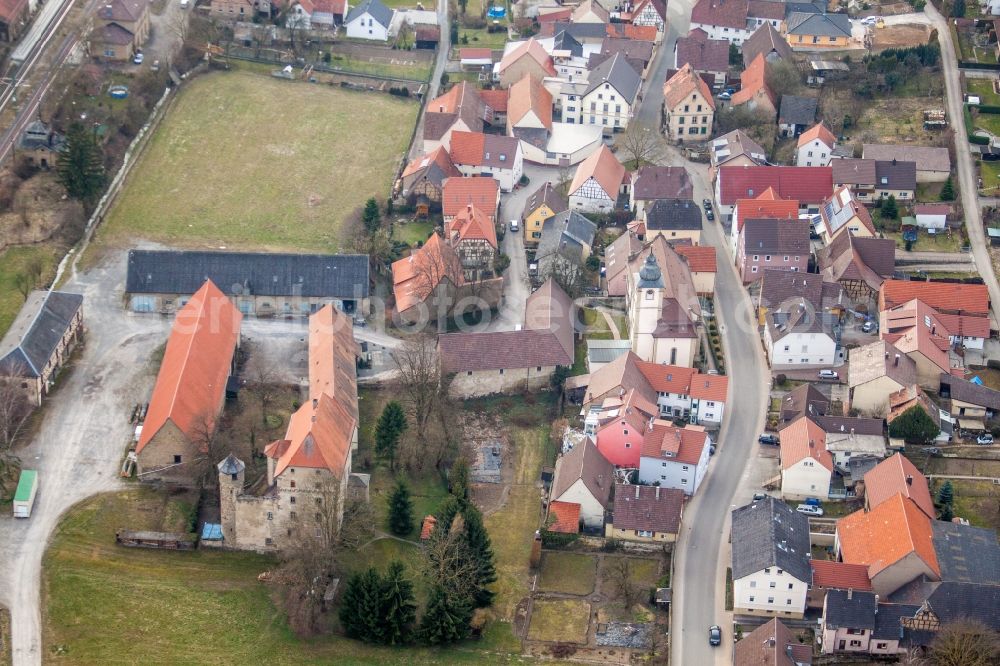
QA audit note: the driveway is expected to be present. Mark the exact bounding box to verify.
[0,249,399,665]
[0,254,169,666]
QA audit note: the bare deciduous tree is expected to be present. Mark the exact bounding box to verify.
[422,512,480,602]
[619,121,664,168]
[930,620,1000,666]
[0,367,33,453]
[243,348,282,426]
[608,557,641,609]
[189,408,227,491]
[410,238,465,328]
[393,334,441,457]
[540,254,585,298]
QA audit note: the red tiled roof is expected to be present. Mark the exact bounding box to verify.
[662,63,716,112]
[446,203,498,249]
[719,165,833,206]
[634,361,728,402]
[569,145,626,201]
[547,501,581,533]
[810,560,873,591]
[797,122,837,149]
[137,281,242,455]
[607,23,658,41]
[479,88,509,114]
[497,38,557,77]
[862,452,935,520]
[392,233,464,313]
[691,0,748,30]
[880,280,990,316]
[508,73,553,130]
[837,493,940,579]
[731,53,775,108]
[779,416,833,472]
[441,176,499,219]
[674,245,718,273]
[640,422,709,465]
[733,188,800,233]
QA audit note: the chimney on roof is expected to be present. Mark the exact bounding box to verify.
[768,638,776,648]
[597,473,604,488]
[848,588,853,600]
[894,354,900,367]
[656,486,660,500]
[906,475,913,486]
[636,485,641,499]
[851,428,855,439]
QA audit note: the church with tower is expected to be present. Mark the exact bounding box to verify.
[626,235,703,368]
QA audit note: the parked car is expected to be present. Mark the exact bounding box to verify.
[796,504,824,517]
[927,447,942,456]
[803,497,822,507]
[861,16,878,25]
[702,199,712,210]
[978,433,994,445]
[709,444,716,455]
[510,219,519,232]
[718,91,731,101]
[861,320,876,333]
[133,52,144,64]
[818,369,839,380]
[752,492,767,501]
[705,210,714,221]
[759,434,779,445]
[709,625,722,646]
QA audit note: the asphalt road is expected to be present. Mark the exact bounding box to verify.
[924,4,1000,327]
[622,1,772,662]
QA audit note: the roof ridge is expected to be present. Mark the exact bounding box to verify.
[163,285,214,426]
[11,290,56,376]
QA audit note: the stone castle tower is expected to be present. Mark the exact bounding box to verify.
[217,454,245,545]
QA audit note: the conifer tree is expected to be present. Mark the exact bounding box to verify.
[938,480,954,507]
[380,561,416,645]
[882,194,898,219]
[374,401,407,471]
[387,480,414,536]
[340,568,384,641]
[419,584,472,645]
[57,122,106,208]
[362,197,381,233]
[461,505,497,608]
[940,176,955,201]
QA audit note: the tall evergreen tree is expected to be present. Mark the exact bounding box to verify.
[939,503,955,522]
[449,456,470,501]
[461,505,497,608]
[940,176,955,201]
[355,567,386,643]
[340,568,385,641]
[374,401,407,471]
[380,561,416,645]
[938,480,954,507]
[419,584,472,645]
[387,480,414,536]
[362,197,381,233]
[57,122,106,208]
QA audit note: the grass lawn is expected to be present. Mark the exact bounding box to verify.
[537,552,597,595]
[391,220,435,248]
[527,599,591,643]
[43,490,520,663]
[968,79,1000,106]
[981,160,1000,194]
[93,70,418,256]
[327,54,432,81]
[950,479,1000,532]
[0,244,62,338]
[974,110,1000,138]
[884,229,964,253]
[457,28,509,50]
[599,556,660,590]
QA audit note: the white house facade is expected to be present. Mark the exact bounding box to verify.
[569,176,616,212]
[345,0,391,41]
[637,436,711,495]
[781,457,832,500]
[553,478,606,528]
[796,137,834,168]
[733,568,810,619]
[765,329,838,369]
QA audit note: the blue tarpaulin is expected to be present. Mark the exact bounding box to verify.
[972,375,984,385]
[201,523,223,540]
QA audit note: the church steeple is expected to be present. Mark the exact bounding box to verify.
[637,253,664,289]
